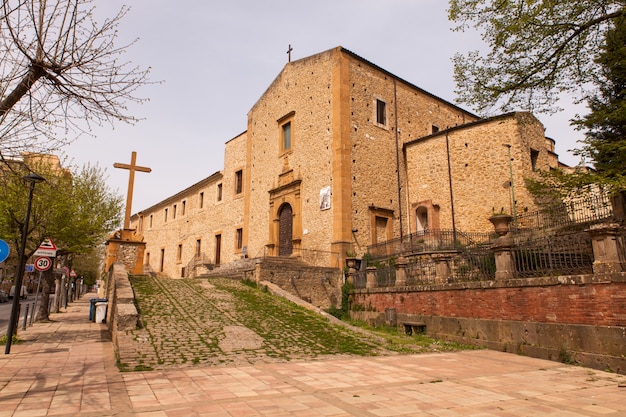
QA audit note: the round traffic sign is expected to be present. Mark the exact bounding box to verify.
[0,239,9,263]
[34,256,52,271]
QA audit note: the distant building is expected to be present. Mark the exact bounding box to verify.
[130,47,563,278]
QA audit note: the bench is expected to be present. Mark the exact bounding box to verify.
[402,321,426,336]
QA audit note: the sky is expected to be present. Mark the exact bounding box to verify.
[64,0,587,214]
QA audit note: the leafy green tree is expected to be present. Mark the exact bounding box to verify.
[0,157,122,320]
[0,0,150,161]
[573,14,626,191]
[449,0,625,115]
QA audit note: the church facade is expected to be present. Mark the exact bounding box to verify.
[130,47,562,278]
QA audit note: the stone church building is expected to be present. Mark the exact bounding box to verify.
[130,47,563,279]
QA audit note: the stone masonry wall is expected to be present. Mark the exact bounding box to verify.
[348,54,479,251]
[245,50,336,258]
[405,113,548,233]
[132,134,247,278]
[105,263,140,352]
[254,259,342,309]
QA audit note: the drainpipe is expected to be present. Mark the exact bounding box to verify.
[393,79,404,238]
[445,129,457,243]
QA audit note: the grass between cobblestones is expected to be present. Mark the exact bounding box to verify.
[119,276,475,371]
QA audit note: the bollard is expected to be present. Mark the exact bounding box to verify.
[29,302,35,326]
[22,303,29,331]
[11,304,20,335]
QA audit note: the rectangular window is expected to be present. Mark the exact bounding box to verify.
[199,192,204,209]
[217,183,222,201]
[160,248,165,272]
[282,121,291,151]
[182,200,186,215]
[376,99,386,125]
[176,244,183,262]
[236,228,243,250]
[531,149,539,171]
[149,214,153,228]
[235,170,243,194]
[173,204,177,219]
[196,239,201,257]
[164,208,168,222]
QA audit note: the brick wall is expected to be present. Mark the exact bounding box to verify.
[351,273,626,373]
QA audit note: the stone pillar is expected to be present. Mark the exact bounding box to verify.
[492,236,515,280]
[432,254,452,283]
[587,223,624,274]
[394,257,408,287]
[366,266,377,289]
[254,262,262,284]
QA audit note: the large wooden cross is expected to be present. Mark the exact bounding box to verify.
[114,151,151,229]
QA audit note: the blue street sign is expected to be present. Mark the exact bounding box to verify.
[0,239,9,263]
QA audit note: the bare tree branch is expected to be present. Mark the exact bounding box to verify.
[0,0,152,157]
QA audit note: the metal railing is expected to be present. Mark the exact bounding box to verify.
[405,255,437,286]
[367,229,493,260]
[184,253,214,278]
[452,245,496,282]
[512,231,594,278]
[517,192,614,231]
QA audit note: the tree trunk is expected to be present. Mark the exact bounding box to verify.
[36,268,54,321]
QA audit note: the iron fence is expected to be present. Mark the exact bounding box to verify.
[368,229,493,260]
[451,244,496,282]
[615,227,626,270]
[353,270,367,289]
[516,192,614,231]
[405,255,438,285]
[512,231,594,278]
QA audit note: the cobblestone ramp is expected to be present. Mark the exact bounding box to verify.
[116,277,381,371]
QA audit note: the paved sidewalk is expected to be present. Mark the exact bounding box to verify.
[1,294,625,416]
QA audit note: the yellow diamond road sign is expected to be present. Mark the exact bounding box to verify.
[34,238,57,257]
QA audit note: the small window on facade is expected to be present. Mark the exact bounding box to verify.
[199,192,204,208]
[282,121,292,151]
[196,239,201,257]
[164,208,168,222]
[149,214,153,228]
[173,204,177,219]
[182,200,186,215]
[530,149,539,171]
[235,170,243,194]
[376,99,386,125]
[217,183,223,201]
[236,228,243,250]
[432,125,439,134]
[176,244,183,262]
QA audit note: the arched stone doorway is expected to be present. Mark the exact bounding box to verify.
[278,203,293,256]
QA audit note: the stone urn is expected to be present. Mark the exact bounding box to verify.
[489,214,513,236]
[345,257,361,271]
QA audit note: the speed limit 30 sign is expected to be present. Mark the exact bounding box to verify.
[34,256,52,271]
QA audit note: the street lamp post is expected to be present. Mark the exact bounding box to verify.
[5,172,45,354]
